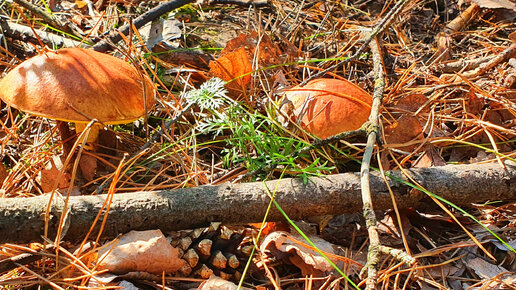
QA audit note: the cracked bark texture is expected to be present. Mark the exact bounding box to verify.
[0,162,515,243]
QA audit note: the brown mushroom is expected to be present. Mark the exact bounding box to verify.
[0,47,155,181]
[280,78,372,139]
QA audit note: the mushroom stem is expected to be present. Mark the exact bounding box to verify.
[57,121,74,157]
[74,122,102,182]
[75,122,102,150]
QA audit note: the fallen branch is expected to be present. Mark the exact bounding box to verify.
[92,0,196,52]
[301,0,411,85]
[0,162,515,243]
[441,43,516,81]
[12,0,84,39]
[0,21,83,48]
[211,0,270,6]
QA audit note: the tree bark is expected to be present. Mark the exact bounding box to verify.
[0,163,515,243]
[0,21,83,48]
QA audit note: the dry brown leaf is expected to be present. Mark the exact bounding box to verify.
[378,212,409,239]
[377,211,414,247]
[198,275,252,290]
[413,146,447,168]
[209,47,252,98]
[472,0,516,11]
[425,264,463,279]
[97,230,186,275]
[79,154,97,182]
[209,31,282,99]
[152,44,213,70]
[467,257,514,281]
[393,94,428,113]
[37,156,71,193]
[260,231,342,277]
[384,115,424,151]
[466,91,484,115]
[510,31,516,42]
[222,31,281,67]
[0,163,7,187]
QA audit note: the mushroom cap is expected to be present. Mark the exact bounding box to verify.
[282,78,372,139]
[0,48,155,124]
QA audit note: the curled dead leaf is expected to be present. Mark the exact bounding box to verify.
[279,78,372,139]
[209,31,282,99]
[472,0,516,11]
[209,47,252,98]
[37,156,72,193]
[260,231,345,277]
[97,230,186,275]
[384,115,424,152]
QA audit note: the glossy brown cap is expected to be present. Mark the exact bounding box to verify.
[0,48,155,124]
[282,78,372,139]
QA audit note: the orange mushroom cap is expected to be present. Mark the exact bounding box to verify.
[0,47,155,124]
[281,78,372,139]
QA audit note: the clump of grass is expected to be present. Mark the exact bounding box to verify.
[185,78,333,181]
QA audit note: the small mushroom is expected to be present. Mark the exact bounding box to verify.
[0,47,155,182]
[280,78,372,139]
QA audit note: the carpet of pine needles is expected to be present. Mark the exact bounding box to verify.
[1,0,516,289]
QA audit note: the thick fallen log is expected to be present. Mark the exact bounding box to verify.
[0,163,515,243]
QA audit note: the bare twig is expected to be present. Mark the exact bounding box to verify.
[443,3,480,33]
[12,0,83,39]
[432,3,481,62]
[437,55,496,73]
[0,244,55,274]
[301,0,411,86]
[360,36,385,290]
[92,0,196,52]
[0,20,83,48]
[441,43,516,81]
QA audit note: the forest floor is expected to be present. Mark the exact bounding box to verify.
[1,0,516,289]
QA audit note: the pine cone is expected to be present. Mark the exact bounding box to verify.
[169,223,251,280]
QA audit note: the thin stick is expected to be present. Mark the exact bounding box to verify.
[12,0,83,38]
[0,244,55,274]
[0,21,83,48]
[300,0,411,86]
[359,35,385,290]
[92,0,196,52]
